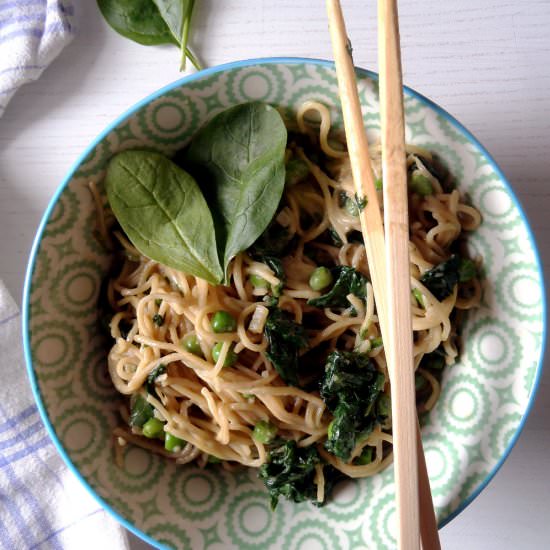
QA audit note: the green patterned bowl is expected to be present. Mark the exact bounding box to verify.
[23,58,545,550]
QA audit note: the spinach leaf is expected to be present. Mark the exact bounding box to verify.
[183,102,287,282]
[264,308,308,387]
[420,346,446,370]
[152,0,198,69]
[105,150,223,284]
[420,254,475,301]
[307,266,368,309]
[97,0,178,46]
[251,220,294,258]
[258,440,320,509]
[129,394,154,427]
[146,364,167,399]
[320,351,385,460]
[97,0,201,70]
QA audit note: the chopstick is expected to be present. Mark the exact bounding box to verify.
[378,0,419,547]
[326,1,440,549]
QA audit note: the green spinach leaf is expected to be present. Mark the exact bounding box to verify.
[105,150,223,284]
[146,364,167,399]
[264,308,308,387]
[97,0,177,46]
[152,0,198,69]
[183,102,287,282]
[307,266,368,309]
[320,351,385,460]
[97,0,200,69]
[129,394,154,427]
[420,254,476,301]
[258,440,320,509]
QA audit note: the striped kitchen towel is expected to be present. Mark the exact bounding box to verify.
[0,0,76,118]
[0,280,129,549]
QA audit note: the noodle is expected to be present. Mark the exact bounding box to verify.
[103,100,481,505]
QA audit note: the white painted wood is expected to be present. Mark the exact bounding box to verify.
[1,1,548,548]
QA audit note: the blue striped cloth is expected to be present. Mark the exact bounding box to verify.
[0,0,76,117]
[0,280,129,549]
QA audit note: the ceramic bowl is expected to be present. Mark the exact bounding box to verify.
[23,58,546,550]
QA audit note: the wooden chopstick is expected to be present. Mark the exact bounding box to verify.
[378,0,420,547]
[326,1,440,549]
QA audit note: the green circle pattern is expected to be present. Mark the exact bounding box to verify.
[43,187,79,238]
[168,467,228,521]
[50,259,103,318]
[80,342,116,401]
[147,523,192,550]
[26,61,544,550]
[57,404,109,466]
[284,519,341,550]
[31,320,82,380]
[495,262,541,321]
[226,490,283,548]
[108,446,166,494]
[466,318,522,380]
[439,373,491,436]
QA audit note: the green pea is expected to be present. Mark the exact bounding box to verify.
[355,446,373,465]
[211,310,237,333]
[415,372,427,390]
[252,420,277,444]
[309,266,333,291]
[181,334,203,357]
[165,432,185,452]
[410,173,433,196]
[249,274,269,288]
[211,342,238,367]
[142,417,165,439]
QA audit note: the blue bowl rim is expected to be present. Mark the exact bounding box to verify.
[21,56,546,550]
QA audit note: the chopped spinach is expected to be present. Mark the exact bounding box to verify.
[152,313,164,327]
[327,227,343,247]
[420,346,446,370]
[354,193,367,211]
[251,220,294,257]
[420,254,476,301]
[146,364,167,400]
[258,440,320,509]
[264,308,308,386]
[307,266,368,309]
[320,351,385,461]
[129,393,154,427]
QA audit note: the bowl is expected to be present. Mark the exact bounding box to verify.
[23,58,546,549]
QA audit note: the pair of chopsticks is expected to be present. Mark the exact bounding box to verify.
[326,1,440,549]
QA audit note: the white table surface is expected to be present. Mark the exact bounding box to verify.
[1,1,548,549]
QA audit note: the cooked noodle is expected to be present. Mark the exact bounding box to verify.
[103,100,481,503]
